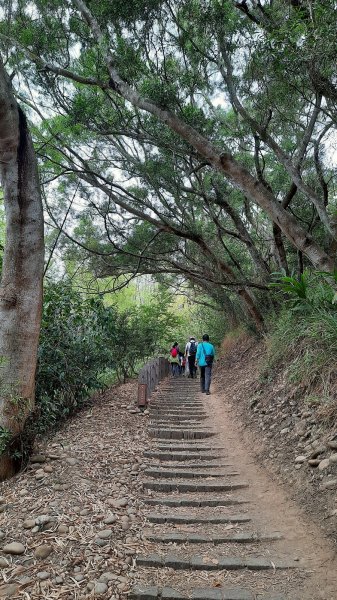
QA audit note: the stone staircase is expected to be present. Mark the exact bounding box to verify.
[131,378,301,600]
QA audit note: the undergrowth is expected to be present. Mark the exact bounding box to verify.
[264,271,337,413]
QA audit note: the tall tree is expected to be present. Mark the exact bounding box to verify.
[0,55,44,479]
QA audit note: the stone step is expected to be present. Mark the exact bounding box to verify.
[136,553,296,570]
[148,463,231,469]
[144,531,283,544]
[150,423,209,429]
[143,480,249,493]
[143,469,238,479]
[149,429,215,440]
[131,585,288,600]
[143,497,248,507]
[150,418,207,423]
[155,445,224,450]
[146,512,251,524]
[144,452,223,461]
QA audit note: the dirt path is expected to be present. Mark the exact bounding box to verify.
[133,378,337,600]
[0,376,336,599]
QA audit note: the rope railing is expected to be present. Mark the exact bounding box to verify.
[138,356,170,408]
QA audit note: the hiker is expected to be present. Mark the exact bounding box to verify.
[196,334,215,395]
[169,342,180,377]
[185,336,198,379]
[178,351,185,375]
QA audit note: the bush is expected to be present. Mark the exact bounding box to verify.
[265,271,337,396]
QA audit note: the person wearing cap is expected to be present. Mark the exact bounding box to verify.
[195,334,215,395]
[185,336,198,379]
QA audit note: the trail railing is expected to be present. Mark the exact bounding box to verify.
[138,356,170,408]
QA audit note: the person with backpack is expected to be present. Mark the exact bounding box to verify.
[195,334,215,395]
[185,336,198,379]
[169,342,180,377]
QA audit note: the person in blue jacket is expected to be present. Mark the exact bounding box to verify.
[195,334,215,395]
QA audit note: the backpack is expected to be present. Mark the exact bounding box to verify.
[171,347,178,357]
[189,341,196,355]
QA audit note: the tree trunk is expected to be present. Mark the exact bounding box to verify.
[0,57,44,480]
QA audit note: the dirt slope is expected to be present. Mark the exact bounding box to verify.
[213,335,337,549]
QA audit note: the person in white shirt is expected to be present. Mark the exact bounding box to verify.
[185,337,198,379]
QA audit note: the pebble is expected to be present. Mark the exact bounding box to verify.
[74,573,85,582]
[330,453,337,463]
[103,514,117,524]
[92,582,108,595]
[328,441,337,450]
[66,458,77,466]
[37,571,50,580]
[98,529,112,539]
[57,525,69,534]
[35,515,51,526]
[34,544,53,559]
[0,584,19,597]
[54,576,64,584]
[99,572,115,583]
[110,498,128,508]
[95,538,108,547]
[3,542,25,555]
[321,478,337,490]
[0,558,8,567]
[280,427,289,435]
[0,531,5,540]
[318,458,330,471]
[22,519,35,529]
[310,446,326,459]
[44,465,53,473]
[308,459,320,467]
[295,455,306,464]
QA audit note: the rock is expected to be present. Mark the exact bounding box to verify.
[66,458,77,466]
[35,515,51,526]
[80,509,90,516]
[295,455,306,464]
[92,582,108,595]
[34,544,53,559]
[310,446,326,459]
[54,576,64,584]
[98,529,112,539]
[44,465,53,473]
[30,454,46,463]
[280,427,289,435]
[35,473,45,480]
[99,572,115,583]
[108,497,128,509]
[103,514,117,525]
[308,459,320,467]
[321,478,337,490]
[57,525,69,534]
[22,519,36,529]
[0,531,5,541]
[318,458,330,471]
[330,453,337,463]
[95,538,108,547]
[0,558,8,567]
[3,542,25,555]
[0,584,19,597]
[328,440,337,450]
[74,574,85,582]
[37,571,50,580]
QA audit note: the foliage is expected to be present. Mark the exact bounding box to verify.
[35,281,180,433]
[265,271,337,396]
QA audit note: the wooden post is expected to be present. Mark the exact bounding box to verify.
[138,383,147,408]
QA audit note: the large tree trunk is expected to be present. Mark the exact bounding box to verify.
[0,57,44,479]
